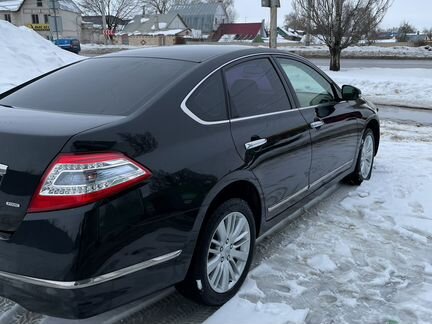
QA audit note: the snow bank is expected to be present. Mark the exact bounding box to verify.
[0,21,81,94]
[324,67,432,109]
[281,45,432,58]
[80,43,142,51]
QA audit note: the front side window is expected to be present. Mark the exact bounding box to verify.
[4,14,11,23]
[44,14,49,24]
[224,58,291,118]
[31,14,39,24]
[277,58,335,107]
[37,0,43,7]
[186,71,227,122]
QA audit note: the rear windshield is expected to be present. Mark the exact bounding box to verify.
[0,57,196,116]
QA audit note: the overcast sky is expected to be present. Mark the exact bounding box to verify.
[234,0,432,30]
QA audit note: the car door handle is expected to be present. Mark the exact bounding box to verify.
[310,121,325,129]
[244,138,267,150]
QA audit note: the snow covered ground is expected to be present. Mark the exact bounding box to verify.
[324,68,432,109]
[1,118,430,324]
[281,45,432,59]
[205,120,432,324]
[0,21,81,94]
[80,43,143,51]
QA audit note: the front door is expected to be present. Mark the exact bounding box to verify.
[275,57,360,187]
[223,57,312,219]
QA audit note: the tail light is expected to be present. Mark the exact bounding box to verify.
[28,152,151,213]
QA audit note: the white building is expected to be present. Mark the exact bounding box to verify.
[0,0,81,40]
[168,2,229,35]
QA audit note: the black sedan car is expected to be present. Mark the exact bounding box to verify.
[0,46,379,318]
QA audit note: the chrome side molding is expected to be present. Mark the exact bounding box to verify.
[268,160,354,213]
[268,185,309,213]
[0,250,182,290]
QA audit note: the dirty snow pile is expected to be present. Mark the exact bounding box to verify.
[0,21,81,93]
[282,45,432,59]
[80,43,142,51]
[206,120,432,324]
[325,67,432,109]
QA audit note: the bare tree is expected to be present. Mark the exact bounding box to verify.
[293,0,393,71]
[206,0,236,22]
[425,28,432,41]
[78,0,143,32]
[396,21,416,42]
[142,0,202,14]
[143,0,235,21]
[142,0,170,14]
[284,11,308,31]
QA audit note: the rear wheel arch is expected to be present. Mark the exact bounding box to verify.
[203,180,263,238]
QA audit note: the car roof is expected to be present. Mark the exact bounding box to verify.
[103,45,296,63]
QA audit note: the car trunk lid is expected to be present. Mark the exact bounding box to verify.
[0,106,122,232]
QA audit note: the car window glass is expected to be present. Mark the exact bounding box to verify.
[224,58,291,118]
[186,71,227,121]
[277,58,335,107]
[0,57,196,116]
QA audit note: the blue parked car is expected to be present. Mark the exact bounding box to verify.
[54,38,81,54]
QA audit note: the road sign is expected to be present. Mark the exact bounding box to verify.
[103,29,115,36]
[261,0,280,7]
[49,16,63,33]
[26,24,50,31]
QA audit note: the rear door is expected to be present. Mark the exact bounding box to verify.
[275,57,359,188]
[224,57,312,219]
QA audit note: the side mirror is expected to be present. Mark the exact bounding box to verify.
[342,85,362,101]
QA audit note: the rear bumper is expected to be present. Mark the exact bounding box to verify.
[0,250,182,318]
[0,188,199,318]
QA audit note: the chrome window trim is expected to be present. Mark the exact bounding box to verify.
[268,160,353,212]
[180,52,311,126]
[0,250,182,290]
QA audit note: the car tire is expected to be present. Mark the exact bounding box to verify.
[177,198,256,305]
[345,128,375,185]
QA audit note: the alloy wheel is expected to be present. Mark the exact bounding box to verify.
[206,212,251,293]
[360,133,374,179]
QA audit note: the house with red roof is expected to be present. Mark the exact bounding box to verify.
[212,21,266,42]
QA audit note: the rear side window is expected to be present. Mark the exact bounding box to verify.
[186,71,227,122]
[224,58,291,118]
[0,57,196,116]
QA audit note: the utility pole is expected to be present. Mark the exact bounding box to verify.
[51,0,59,40]
[306,0,312,46]
[269,3,277,48]
[261,0,279,48]
[101,0,107,44]
[263,0,279,49]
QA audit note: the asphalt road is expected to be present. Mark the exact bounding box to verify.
[310,58,432,69]
[378,105,432,125]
